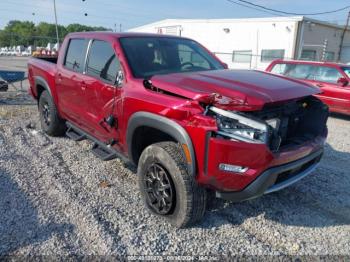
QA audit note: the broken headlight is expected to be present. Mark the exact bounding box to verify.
[209,107,270,144]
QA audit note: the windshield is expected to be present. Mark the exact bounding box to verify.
[342,67,350,78]
[119,37,224,78]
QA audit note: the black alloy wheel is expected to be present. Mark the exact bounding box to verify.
[144,163,175,215]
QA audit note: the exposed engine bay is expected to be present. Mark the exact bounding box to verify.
[207,96,329,152]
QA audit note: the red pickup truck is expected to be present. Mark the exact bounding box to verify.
[28,32,328,227]
[266,59,350,115]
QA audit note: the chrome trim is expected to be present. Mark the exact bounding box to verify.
[216,130,264,144]
[83,39,93,75]
[265,162,319,194]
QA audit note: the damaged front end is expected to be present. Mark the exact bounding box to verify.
[206,96,329,152]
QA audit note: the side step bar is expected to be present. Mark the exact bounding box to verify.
[91,142,117,161]
[65,122,129,163]
[66,126,86,141]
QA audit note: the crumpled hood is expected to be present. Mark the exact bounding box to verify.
[151,69,320,109]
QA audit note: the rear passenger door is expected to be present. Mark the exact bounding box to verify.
[82,39,123,142]
[56,38,89,125]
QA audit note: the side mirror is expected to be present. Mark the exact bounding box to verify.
[337,77,348,87]
[115,70,124,87]
[222,63,229,69]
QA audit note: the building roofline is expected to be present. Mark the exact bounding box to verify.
[129,16,349,31]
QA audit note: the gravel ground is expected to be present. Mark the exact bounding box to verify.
[0,57,350,258]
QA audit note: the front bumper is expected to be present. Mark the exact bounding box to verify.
[215,149,323,202]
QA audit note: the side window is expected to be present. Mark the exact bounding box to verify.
[86,40,121,84]
[261,49,285,62]
[270,63,287,75]
[64,39,89,73]
[314,66,342,84]
[286,64,316,79]
[178,44,210,69]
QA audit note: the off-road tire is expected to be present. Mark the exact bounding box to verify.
[38,90,66,136]
[138,141,207,228]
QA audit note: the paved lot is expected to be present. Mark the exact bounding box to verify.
[0,57,349,257]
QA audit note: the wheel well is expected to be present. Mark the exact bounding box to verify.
[131,126,176,165]
[36,84,45,100]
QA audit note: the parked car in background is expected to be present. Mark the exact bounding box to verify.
[266,60,350,115]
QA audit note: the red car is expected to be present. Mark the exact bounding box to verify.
[28,32,328,227]
[266,59,350,115]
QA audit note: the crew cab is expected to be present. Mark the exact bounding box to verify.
[266,59,350,115]
[28,32,328,227]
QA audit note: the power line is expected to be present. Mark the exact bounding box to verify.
[228,0,350,16]
[225,0,285,16]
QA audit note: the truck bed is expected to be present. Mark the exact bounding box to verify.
[27,56,57,99]
[32,56,58,64]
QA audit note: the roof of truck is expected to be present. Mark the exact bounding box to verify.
[270,59,349,68]
[66,31,182,39]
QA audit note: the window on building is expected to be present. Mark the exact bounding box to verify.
[324,51,335,62]
[261,49,285,62]
[86,40,121,84]
[314,66,342,84]
[64,38,89,73]
[232,50,252,63]
[300,50,317,61]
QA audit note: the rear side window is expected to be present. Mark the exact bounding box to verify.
[287,64,315,79]
[86,40,120,84]
[270,63,316,79]
[270,63,288,75]
[64,39,89,73]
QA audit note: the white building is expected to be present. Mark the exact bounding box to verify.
[129,16,350,70]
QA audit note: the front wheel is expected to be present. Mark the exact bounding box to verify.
[138,142,207,228]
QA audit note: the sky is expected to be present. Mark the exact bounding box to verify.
[1,0,350,31]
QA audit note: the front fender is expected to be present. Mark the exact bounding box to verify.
[126,112,196,177]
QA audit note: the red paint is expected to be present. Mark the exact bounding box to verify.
[28,32,326,192]
[266,59,350,116]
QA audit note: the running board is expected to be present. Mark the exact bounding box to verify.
[66,126,86,141]
[65,122,130,163]
[91,143,117,161]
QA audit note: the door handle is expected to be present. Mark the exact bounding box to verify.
[316,83,324,88]
[81,81,87,90]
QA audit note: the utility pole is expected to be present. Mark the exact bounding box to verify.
[53,0,60,46]
[338,11,350,63]
[119,24,122,32]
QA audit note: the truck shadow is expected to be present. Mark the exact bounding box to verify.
[0,168,74,255]
[202,143,350,229]
[329,112,350,121]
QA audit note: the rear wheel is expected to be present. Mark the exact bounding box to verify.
[38,90,66,136]
[138,142,207,228]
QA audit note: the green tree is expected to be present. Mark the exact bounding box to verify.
[0,20,36,47]
[0,20,109,47]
